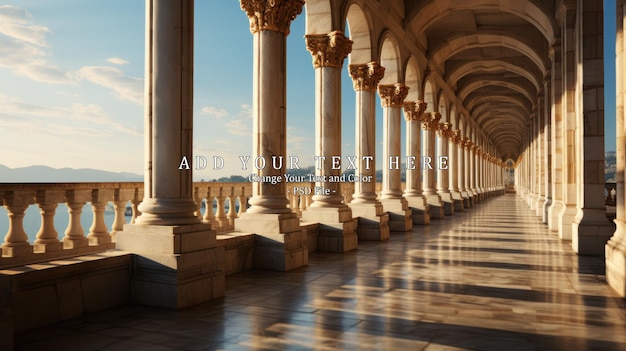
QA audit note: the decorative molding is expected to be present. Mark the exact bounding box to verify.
[348,62,385,92]
[240,0,304,35]
[402,100,427,121]
[305,31,352,69]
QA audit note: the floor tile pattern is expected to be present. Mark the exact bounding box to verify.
[15,194,626,350]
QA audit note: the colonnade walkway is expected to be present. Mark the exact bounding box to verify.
[15,194,626,351]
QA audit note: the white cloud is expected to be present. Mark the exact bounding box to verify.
[0,93,140,137]
[200,106,228,118]
[107,57,129,65]
[77,66,143,105]
[225,119,251,136]
[239,103,253,119]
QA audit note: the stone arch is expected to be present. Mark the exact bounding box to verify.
[406,0,556,44]
[404,56,421,101]
[304,0,333,34]
[378,30,402,84]
[429,33,547,74]
[449,106,457,129]
[446,60,542,91]
[344,2,373,64]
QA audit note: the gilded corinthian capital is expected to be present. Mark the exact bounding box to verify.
[437,122,452,137]
[450,129,461,144]
[348,62,385,91]
[305,31,352,69]
[403,101,427,121]
[240,0,304,35]
[422,112,441,130]
[378,83,409,108]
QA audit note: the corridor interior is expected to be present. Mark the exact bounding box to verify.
[14,194,626,351]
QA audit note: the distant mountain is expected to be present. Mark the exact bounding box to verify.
[0,164,143,183]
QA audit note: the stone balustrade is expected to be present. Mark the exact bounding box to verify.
[0,180,414,269]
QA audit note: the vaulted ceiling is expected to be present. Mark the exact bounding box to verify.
[403,0,557,160]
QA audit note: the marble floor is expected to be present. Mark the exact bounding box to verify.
[15,194,626,350]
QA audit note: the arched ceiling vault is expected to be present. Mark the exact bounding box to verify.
[402,0,556,160]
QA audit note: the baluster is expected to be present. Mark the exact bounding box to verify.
[215,195,227,230]
[203,197,216,224]
[110,200,126,242]
[130,197,141,224]
[111,188,134,241]
[238,196,248,216]
[33,190,64,252]
[227,196,237,229]
[63,190,90,248]
[2,191,34,256]
[87,190,112,245]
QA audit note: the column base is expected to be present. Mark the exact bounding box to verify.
[424,194,445,219]
[116,223,225,309]
[1,244,33,257]
[535,196,545,217]
[302,206,358,253]
[451,191,464,212]
[236,212,308,271]
[462,191,472,208]
[404,196,430,225]
[558,204,576,240]
[380,198,412,232]
[571,209,615,256]
[548,200,564,232]
[542,197,552,224]
[606,220,626,296]
[437,192,455,216]
[349,202,390,241]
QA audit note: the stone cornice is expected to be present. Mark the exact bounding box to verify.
[348,62,385,92]
[240,0,304,35]
[378,83,409,108]
[305,31,352,69]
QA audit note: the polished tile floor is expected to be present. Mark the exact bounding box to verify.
[15,194,626,350]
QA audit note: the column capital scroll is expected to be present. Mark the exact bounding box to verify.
[378,83,409,108]
[305,31,352,69]
[450,129,461,143]
[437,122,452,137]
[348,62,385,91]
[240,0,305,35]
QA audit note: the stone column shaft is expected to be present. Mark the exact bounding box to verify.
[422,112,444,218]
[437,123,454,215]
[378,84,412,231]
[548,39,564,231]
[572,0,613,255]
[403,101,430,224]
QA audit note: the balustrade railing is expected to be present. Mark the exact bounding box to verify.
[0,180,384,269]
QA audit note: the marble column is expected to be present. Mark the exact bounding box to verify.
[235,0,308,271]
[463,137,474,206]
[458,134,470,208]
[449,130,464,211]
[607,0,626,296]
[116,0,224,309]
[422,112,445,218]
[403,101,430,224]
[471,145,480,202]
[543,79,553,223]
[436,122,454,215]
[558,9,578,240]
[301,31,357,252]
[571,0,614,255]
[348,62,390,240]
[378,83,412,231]
[548,40,565,231]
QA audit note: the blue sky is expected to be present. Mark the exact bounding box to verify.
[0,1,617,180]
